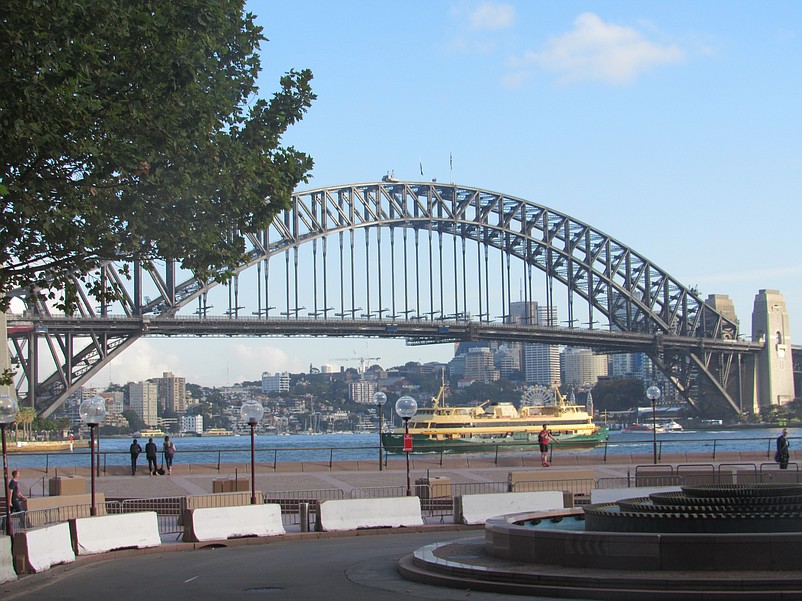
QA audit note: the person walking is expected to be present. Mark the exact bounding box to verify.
[129,438,142,475]
[777,428,790,469]
[163,436,176,475]
[8,469,26,513]
[145,437,158,475]
[538,424,557,467]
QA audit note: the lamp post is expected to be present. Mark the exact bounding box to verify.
[395,395,418,496]
[0,393,19,536]
[79,396,106,516]
[240,399,264,505]
[647,385,661,464]
[372,391,387,471]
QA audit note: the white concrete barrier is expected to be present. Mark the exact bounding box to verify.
[13,522,75,573]
[318,497,423,531]
[71,512,161,555]
[0,536,16,583]
[590,486,681,504]
[456,491,565,525]
[183,504,285,542]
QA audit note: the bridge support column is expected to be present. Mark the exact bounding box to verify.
[0,312,11,398]
[752,289,794,410]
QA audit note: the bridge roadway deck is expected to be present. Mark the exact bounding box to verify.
[14,450,782,500]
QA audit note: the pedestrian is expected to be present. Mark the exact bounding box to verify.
[538,424,557,467]
[145,437,158,475]
[163,436,176,475]
[8,469,26,513]
[776,428,790,470]
[129,438,142,475]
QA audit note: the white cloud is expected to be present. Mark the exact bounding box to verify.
[518,12,684,85]
[468,3,515,31]
[501,70,533,89]
[446,2,515,54]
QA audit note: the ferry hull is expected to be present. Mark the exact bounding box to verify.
[381,427,608,454]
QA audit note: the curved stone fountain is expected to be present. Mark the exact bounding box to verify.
[401,484,802,599]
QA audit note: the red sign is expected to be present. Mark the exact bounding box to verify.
[403,433,412,452]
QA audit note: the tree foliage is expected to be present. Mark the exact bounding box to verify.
[591,378,644,412]
[0,0,315,310]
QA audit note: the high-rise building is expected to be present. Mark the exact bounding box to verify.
[494,345,520,377]
[448,353,467,378]
[561,347,608,387]
[129,381,159,426]
[524,344,561,386]
[538,305,558,327]
[157,371,187,413]
[508,301,538,325]
[464,347,499,383]
[608,353,652,381]
[523,304,561,386]
[349,379,376,404]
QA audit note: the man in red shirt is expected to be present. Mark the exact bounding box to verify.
[538,424,557,467]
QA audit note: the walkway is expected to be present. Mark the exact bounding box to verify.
[13,450,783,500]
[3,451,797,601]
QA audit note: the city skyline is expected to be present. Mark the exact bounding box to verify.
[87,2,800,388]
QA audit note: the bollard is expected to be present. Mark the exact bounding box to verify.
[299,502,310,532]
[315,502,323,532]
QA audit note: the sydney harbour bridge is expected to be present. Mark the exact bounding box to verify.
[6,181,766,418]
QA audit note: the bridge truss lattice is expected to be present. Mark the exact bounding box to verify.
[7,182,758,417]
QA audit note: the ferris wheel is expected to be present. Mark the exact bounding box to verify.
[521,384,555,407]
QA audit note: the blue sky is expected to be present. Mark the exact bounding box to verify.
[91,1,801,388]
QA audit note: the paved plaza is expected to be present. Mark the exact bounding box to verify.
[1,451,796,601]
[11,449,779,501]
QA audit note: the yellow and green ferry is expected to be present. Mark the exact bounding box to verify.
[381,383,608,453]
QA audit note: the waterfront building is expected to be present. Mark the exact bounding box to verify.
[157,371,187,413]
[129,380,159,426]
[180,414,203,434]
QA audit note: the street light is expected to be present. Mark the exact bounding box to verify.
[79,396,106,516]
[395,395,418,496]
[372,391,387,471]
[647,385,662,464]
[0,393,19,536]
[240,399,264,505]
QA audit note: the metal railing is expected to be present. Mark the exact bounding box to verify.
[7,462,802,538]
[3,433,791,474]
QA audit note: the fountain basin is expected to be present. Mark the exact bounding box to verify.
[486,485,802,571]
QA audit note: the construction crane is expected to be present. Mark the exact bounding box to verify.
[333,355,381,374]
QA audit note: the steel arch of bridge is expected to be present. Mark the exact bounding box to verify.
[8,181,753,417]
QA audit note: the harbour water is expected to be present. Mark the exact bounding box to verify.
[5,427,794,470]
